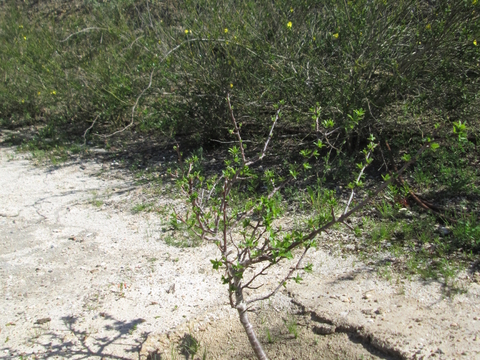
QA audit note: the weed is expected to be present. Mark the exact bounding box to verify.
[132,202,153,213]
[452,214,480,252]
[265,328,274,344]
[376,200,395,219]
[370,223,394,244]
[92,199,103,208]
[129,324,137,335]
[285,315,298,339]
[169,343,178,360]
[179,333,200,358]
[378,264,392,281]
[164,233,200,248]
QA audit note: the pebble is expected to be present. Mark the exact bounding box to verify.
[313,324,336,335]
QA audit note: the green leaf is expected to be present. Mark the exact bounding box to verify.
[315,140,324,149]
[293,274,303,283]
[430,142,439,151]
[401,154,411,162]
[210,259,222,270]
[300,149,311,158]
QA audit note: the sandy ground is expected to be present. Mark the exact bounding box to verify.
[1,144,479,360]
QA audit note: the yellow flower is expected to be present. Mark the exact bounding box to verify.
[230,83,233,88]
[474,39,478,46]
[19,25,23,29]
[425,23,431,30]
[287,21,292,28]
[51,90,56,95]
[21,99,25,103]
[37,91,41,95]
[158,40,161,44]
[224,28,228,33]
[333,33,339,39]
[290,8,294,12]
[313,36,316,40]
[184,29,189,34]
[23,36,27,40]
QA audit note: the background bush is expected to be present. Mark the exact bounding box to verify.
[1,0,479,145]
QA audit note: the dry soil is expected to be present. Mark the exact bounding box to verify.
[1,143,479,360]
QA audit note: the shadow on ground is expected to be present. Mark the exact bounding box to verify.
[1,314,148,359]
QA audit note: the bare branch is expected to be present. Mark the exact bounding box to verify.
[82,115,99,146]
[242,262,274,290]
[102,68,155,138]
[246,247,310,305]
[60,27,107,42]
[344,150,372,215]
[258,108,281,161]
[227,93,247,164]
[210,139,253,144]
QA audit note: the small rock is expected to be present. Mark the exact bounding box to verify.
[437,226,450,236]
[166,283,176,294]
[313,324,336,335]
[35,317,51,325]
[362,291,373,300]
[374,308,384,315]
[423,243,433,250]
[399,208,413,218]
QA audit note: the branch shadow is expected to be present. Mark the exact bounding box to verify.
[0,313,149,359]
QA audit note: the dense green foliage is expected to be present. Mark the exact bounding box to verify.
[1,0,479,143]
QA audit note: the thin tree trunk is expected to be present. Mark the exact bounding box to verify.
[234,279,268,360]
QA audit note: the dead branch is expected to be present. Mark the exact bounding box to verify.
[82,115,99,146]
[102,68,155,138]
[385,141,456,223]
[60,27,107,42]
[227,93,247,164]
